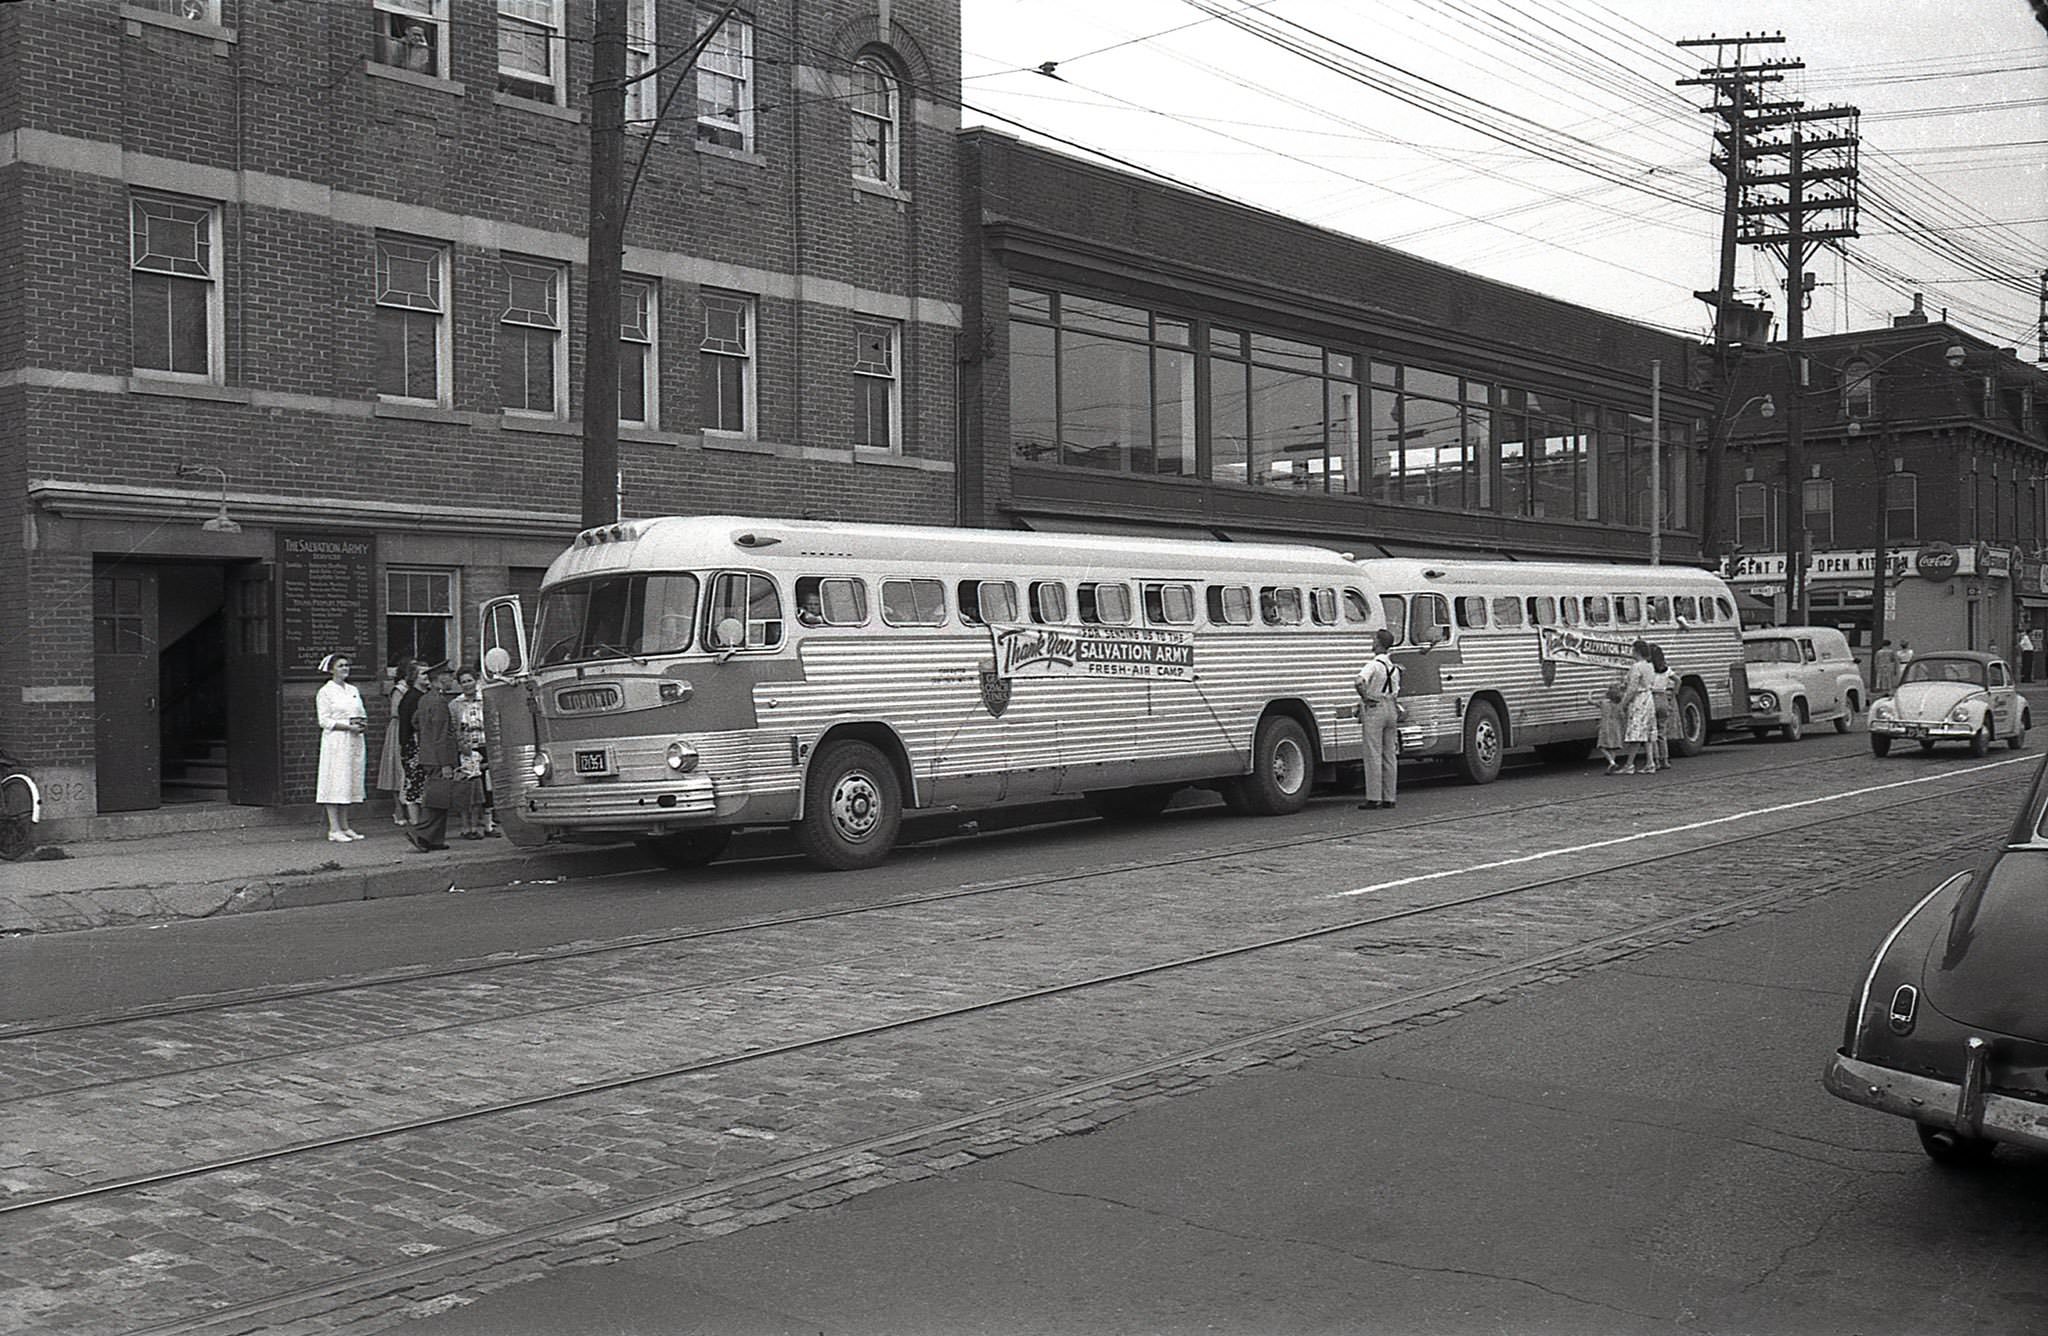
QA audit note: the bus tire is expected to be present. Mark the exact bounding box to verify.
[636,828,732,870]
[1671,684,1710,757]
[1457,700,1504,785]
[1226,715,1312,816]
[798,740,902,870]
[1086,786,1177,822]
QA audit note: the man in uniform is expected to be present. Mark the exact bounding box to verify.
[1355,628,1402,811]
[2019,628,2037,683]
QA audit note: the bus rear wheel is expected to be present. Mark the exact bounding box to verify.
[1457,700,1503,784]
[636,828,733,870]
[1225,715,1312,816]
[798,740,902,870]
[1671,684,1709,757]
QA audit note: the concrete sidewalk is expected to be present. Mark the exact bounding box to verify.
[0,807,652,937]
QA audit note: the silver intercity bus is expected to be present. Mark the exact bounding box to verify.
[480,516,1388,870]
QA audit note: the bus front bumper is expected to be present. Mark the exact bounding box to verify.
[523,776,720,829]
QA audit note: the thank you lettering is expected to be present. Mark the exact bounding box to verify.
[989,624,1196,681]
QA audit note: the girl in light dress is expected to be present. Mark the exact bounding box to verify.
[1593,678,1626,773]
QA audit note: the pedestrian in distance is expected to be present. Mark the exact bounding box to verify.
[1592,678,1626,773]
[395,658,431,829]
[404,663,459,853]
[1618,639,1659,775]
[314,653,368,842]
[1648,643,1679,771]
[2021,628,2038,683]
[1873,639,1899,697]
[1354,628,1402,810]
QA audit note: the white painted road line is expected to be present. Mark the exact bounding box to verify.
[1334,755,2034,898]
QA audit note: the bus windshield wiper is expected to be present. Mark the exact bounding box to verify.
[586,641,649,666]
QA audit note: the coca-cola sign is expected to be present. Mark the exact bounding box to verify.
[1916,540,1959,581]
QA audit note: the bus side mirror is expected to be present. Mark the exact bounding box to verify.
[1418,623,1447,650]
[711,617,746,661]
[483,646,513,678]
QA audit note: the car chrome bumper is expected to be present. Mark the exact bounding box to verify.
[1868,720,1971,740]
[523,776,719,828]
[1824,1050,2048,1153]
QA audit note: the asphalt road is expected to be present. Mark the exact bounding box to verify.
[397,849,2048,1336]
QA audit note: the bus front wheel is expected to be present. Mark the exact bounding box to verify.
[1225,715,1312,816]
[798,740,902,871]
[1457,700,1504,784]
[1672,684,1710,757]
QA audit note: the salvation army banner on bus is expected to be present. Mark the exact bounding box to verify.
[988,623,1195,681]
[1537,626,1637,670]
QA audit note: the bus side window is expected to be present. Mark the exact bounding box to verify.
[1456,596,1487,630]
[1259,586,1303,626]
[1412,592,1450,644]
[1674,595,1698,622]
[1491,596,1523,629]
[1078,582,1132,625]
[1715,596,1735,621]
[1613,594,1642,626]
[1310,587,1339,625]
[1208,585,1253,626]
[1647,594,1671,624]
[958,579,1018,625]
[795,575,867,628]
[1341,588,1372,624]
[1030,580,1069,624]
[1143,581,1196,626]
[1559,596,1581,627]
[1582,595,1611,627]
[881,577,947,627]
[1527,595,1556,626]
[1380,594,1408,643]
[708,572,784,649]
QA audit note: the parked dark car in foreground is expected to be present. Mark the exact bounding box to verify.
[1825,754,2048,1164]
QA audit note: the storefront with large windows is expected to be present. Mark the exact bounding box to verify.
[960,131,1709,559]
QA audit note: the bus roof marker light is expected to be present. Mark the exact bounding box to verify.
[733,531,781,548]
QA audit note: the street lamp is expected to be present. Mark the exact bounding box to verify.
[175,463,241,535]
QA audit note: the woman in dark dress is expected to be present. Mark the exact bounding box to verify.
[394,658,429,824]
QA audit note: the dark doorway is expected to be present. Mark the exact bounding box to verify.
[93,567,163,813]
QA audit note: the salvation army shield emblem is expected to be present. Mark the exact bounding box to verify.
[978,659,1012,717]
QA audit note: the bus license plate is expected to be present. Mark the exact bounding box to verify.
[573,748,615,776]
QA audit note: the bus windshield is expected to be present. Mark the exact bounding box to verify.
[534,573,700,665]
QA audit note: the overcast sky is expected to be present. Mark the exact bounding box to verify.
[957,1,2046,353]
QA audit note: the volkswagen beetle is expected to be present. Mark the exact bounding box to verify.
[1867,650,2028,757]
[1824,753,2048,1164]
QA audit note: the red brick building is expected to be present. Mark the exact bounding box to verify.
[1,0,962,820]
[1718,304,2048,664]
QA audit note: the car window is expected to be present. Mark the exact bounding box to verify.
[1902,658,1985,687]
[1799,639,1817,663]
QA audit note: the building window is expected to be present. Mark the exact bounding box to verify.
[850,57,899,184]
[498,257,566,417]
[1735,480,1772,553]
[372,0,447,76]
[624,0,657,127]
[1885,472,1917,542]
[131,194,220,381]
[695,12,754,151]
[853,319,900,450]
[1842,359,1874,420]
[131,0,217,20]
[497,0,564,104]
[387,568,457,668]
[699,290,754,434]
[375,235,448,404]
[620,276,658,428]
[1802,477,1834,549]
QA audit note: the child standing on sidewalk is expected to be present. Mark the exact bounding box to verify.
[1593,679,1626,773]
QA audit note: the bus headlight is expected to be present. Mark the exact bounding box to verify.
[666,742,699,773]
[533,749,552,781]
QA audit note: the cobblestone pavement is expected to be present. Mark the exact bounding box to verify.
[0,754,2024,1334]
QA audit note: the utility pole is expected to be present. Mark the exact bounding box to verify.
[1678,33,1794,567]
[583,0,627,528]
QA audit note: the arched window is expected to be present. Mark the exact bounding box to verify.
[850,57,900,186]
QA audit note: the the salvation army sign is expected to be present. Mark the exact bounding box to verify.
[1916,540,1959,581]
[1537,626,1637,670]
[989,623,1195,681]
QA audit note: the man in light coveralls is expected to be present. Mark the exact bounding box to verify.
[1354,628,1402,811]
